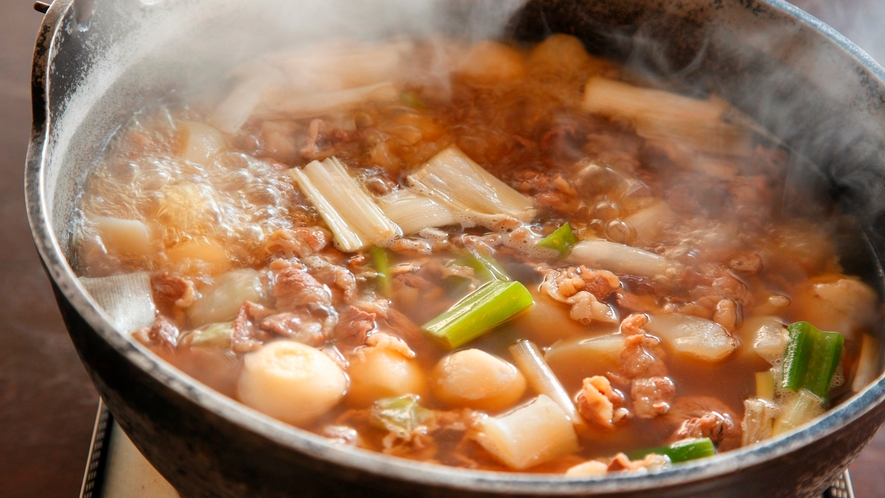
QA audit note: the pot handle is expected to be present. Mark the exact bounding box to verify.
[34,2,51,13]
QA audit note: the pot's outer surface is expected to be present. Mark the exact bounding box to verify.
[25,0,885,496]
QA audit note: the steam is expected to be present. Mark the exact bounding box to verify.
[793,0,885,64]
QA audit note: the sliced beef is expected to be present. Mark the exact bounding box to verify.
[662,396,743,451]
[576,375,629,429]
[259,311,325,347]
[630,376,676,419]
[270,259,332,311]
[618,317,667,379]
[333,306,376,354]
[262,227,329,260]
[232,301,273,352]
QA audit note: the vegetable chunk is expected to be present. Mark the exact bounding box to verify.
[432,349,526,411]
[237,340,347,425]
[473,395,579,470]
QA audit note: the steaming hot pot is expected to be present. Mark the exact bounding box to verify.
[25,0,885,496]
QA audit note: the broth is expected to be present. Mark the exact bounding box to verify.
[71,34,881,474]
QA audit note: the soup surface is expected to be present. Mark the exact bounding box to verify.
[72,35,882,474]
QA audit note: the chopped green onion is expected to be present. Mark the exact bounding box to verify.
[369,395,431,438]
[626,437,716,464]
[371,246,392,297]
[458,252,511,283]
[422,280,533,349]
[537,223,577,257]
[401,90,426,109]
[780,321,845,398]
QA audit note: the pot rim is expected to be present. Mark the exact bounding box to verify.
[24,0,885,494]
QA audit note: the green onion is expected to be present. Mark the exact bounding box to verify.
[369,395,431,438]
[537,223,577,257]
[371,246,392,297]
[781,321,845,398]
[401,90,426,109]
[422,280,533,349]
[626,437,716,464]
[458,252,511,283]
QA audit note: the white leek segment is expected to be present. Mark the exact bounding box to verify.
[80,272,156,333]
[582,77,753,156]
[289,157,401,252]
[377,188,458,235]
[509,339,583,426]
[741,397,778,446]
[772,389,825,436]
[210,65,283,134]
[406,146,535,224]
[237,340,347,426]
[567,239,678,278]
[211,40,409,133]
[645,313,739,362]
[756,371,776,401]
[852,334,881,392]
[472,395,579,470]
[259,82,398,120]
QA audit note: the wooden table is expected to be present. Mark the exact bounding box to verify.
[0,1,882,496]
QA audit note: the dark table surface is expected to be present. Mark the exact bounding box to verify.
[1,1,884,497]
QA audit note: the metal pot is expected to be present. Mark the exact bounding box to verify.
[25,0,885,496]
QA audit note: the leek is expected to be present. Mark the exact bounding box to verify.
[509,339,583,426]
[289,157,401,252]
[458,252,511,283]
[473,395,579,470]
[371,246,392,297]
[772,389,825,436]
[742,398,778,446]
[756,371,776,402]
[780,321,844,398]
[537,223,577,257]
[852,334,880,392]
[377,188,457,235]
[568,239,679,278]
[422,281,532,349]
[406,146,535,224]
[260,82,399,119]
[582,77,753,156]
[626,438,716,464]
